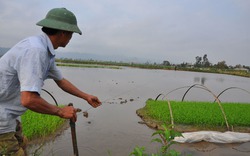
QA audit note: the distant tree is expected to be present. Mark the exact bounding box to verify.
[215,61,228,69]
[194,56,202,67]
[180,62,186,67]
[145,61,150,65]
[235,64,242,68]
[163,60,171,66]
[202,54,211,67]
[180,62,188,68]
[243,65,250,71]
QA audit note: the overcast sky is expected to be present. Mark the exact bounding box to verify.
[0,0,249,66]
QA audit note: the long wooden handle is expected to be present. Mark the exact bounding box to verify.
[68,103,79,156]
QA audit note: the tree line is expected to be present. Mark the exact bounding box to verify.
[172,54,249,70]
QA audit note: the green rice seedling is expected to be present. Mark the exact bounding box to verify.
[130,124,183,156]
[151,124,182,155]
[141,99,250,129]
[222,103,250,126]
[21,109,66,140]
[129,146,146,156]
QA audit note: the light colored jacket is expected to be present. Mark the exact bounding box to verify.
[0,33,63,134]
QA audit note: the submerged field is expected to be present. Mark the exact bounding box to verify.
[137,100,250,132]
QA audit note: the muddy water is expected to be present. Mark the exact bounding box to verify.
[28,67,250,156]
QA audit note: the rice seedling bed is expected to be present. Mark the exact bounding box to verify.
[21,110,66,140]
[137,99,250,132]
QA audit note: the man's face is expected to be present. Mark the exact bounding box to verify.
[60,31,73,47]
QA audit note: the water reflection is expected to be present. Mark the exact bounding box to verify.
[216,77,225,83]
[194,77,207,85]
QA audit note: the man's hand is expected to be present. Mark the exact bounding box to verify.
[86,95,102,108]
[57,106,78,122]
[55,78,102,108]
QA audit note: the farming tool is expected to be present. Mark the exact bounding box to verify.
[42,89,88,155]
[68,103,81,156]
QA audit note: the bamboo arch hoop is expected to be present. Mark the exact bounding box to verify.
[154,84,250,131]
[181,84,229,130]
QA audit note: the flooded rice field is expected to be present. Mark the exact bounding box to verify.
[28,67,250,156]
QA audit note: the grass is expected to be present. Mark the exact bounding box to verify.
[137,99,250,131]
[56,62,121,69]
[21,109,66,140]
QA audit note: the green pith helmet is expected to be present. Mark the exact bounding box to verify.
[36,8,82,35]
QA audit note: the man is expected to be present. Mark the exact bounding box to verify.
[0,8,101,155]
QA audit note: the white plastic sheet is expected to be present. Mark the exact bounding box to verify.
[174,131,250,143]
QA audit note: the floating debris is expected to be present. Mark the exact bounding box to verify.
[76,108,82,112]
[83,111,89,118]
[120,99,127,104]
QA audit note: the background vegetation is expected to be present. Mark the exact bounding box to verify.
[56,54,250,78]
